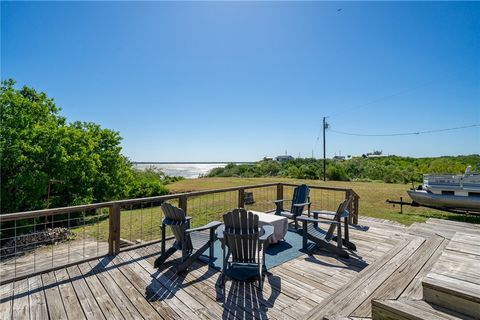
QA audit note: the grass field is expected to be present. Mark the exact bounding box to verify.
[169,177,480,226]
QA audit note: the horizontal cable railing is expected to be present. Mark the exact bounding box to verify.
[0,182,359,284]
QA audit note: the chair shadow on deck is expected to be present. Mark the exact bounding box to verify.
[303,248,369,270]
[216,273,281,320]
[350,224,370,232]
[145,256,217,302]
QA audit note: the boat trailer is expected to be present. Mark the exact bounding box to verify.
[386,198,480,215]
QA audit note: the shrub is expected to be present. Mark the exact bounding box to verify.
[326,164,350,181]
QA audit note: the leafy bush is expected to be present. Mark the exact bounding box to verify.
[326,164,350,181]
[129,167,182,198]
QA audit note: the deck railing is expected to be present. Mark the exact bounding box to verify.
[0,182,359,284]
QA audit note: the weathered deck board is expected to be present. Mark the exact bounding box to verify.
[115,251,204,319]
[27,275,48,320]
[41,271,69,320]
[53,268,86,320]
[0,217,478,320]
[0,282,13,319]
[65,265,106,320]
[96,257,162,320]
[351,235,444,317]
[86,259,144,320]
[125,248,228,319]
[77,262,124,320]
[305,236,425,319]
[12,279,29,320]
[0,240,109,282]
[399,238,449,300]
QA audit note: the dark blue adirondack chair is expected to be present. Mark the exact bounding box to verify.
[216,209,273,297]
[274,184,311,229]
[297,195,356,258]
[154,203,222,273]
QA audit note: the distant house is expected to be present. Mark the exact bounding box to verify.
[364,150,389,158]
[333,155,346,161]
[275,155,294,163]
[367,154,389,158]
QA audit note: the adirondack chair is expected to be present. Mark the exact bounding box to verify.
[154,203,222,273]
[297,196,355,258]
[274,184,311,229]
[310,196,356,252]
[216,209,274,294]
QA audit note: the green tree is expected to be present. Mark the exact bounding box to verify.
[0,80,134,213]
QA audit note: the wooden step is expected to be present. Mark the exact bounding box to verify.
[349,235,444,317]
[426,218,480,231]
[372,299,475,320]
[303,236,425,319]
[422,273,480,319]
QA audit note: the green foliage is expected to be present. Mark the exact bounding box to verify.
[326,163,350,181]
[0,80,171,213]
[208,155,480,183]
[129,167,182,198]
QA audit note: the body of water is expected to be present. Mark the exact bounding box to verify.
[133,163,228,178]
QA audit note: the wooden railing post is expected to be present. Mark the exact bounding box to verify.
[353,194,359,224]
[345,189,359,225]
[109,204,121,255]
[179,195,188,213]
[238,188,245,208]
[346,190,354,225]
[277,183,283,201]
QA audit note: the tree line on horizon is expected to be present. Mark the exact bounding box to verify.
[207,155,479,183]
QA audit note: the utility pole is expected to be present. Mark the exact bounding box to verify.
[323,117,327,181]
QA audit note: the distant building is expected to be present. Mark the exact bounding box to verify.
[275,155,294,163]
[364,150,389,158]
[262,157,273,161]
[333,155,346,161]
[367,154,389,158]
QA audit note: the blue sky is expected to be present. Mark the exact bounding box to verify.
[2,1,479,161]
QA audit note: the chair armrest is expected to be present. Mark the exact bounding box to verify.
[185,221,222,234]
[297,216,340,224]
[273,199,291,204]
[216,224,225,240]
[311,210,335,215]
[311,210,349,218]
[293,202,311,207]
[259,225,274,242]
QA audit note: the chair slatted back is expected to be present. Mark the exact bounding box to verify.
[290,184,309,217]
[223,209,260,264]
[325,196,353,240]
[161,203,192,250]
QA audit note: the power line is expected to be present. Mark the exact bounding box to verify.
[328,80,436,118]
[327,69,472,119]
[329,124,479,137]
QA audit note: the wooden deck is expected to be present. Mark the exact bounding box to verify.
[0,239,109,282]
[0,216,478,320]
